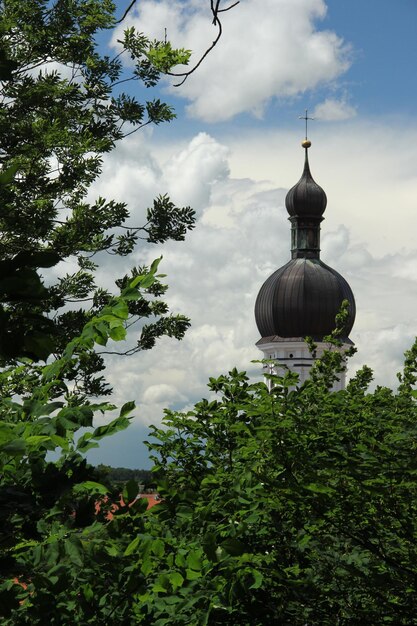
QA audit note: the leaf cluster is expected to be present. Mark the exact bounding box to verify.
[2,282,417,624]
[0,0,196,395]
[0,263,162,623]
[140,345,417,625]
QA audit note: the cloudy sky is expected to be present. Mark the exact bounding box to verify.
[84,0,417,468]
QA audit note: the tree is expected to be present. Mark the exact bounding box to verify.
[0,0,240,393]
[2,5,415,617]
[0,2,247,623]
[96,464,154,487]
[132,340,417,625]
[0,261,164,623]
[2,272,417,624]
[0,0,196,396]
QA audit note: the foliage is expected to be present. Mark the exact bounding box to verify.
[2,284,417,624]
[2,2,415,624]
[0,249,60,362]
[0,0,195,395]
[137,341,417,625]
[0,261,163,624]
[96,465,153,487]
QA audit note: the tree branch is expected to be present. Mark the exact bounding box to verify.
[116,0,138,24]
[166,0,239,87]
[97,348,139,356]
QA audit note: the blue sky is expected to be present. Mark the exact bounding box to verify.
[81,0,417,468]
[109,0,417,131]
[294,0,417,118]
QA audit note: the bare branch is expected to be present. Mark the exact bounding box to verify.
[116,0,138,24]
[97,348,139,356]
[166,0,239,87]
[217,0,240,13]
[121,120,152,139]
[114,1,238,86]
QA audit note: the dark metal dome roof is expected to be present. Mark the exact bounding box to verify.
[255,258,356,340]
[255,136,355,343]
[285,151,327,218]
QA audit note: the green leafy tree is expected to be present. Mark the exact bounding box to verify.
[2,273,417,624]
[0,2,246,623]
[0,0,195,395]
[132,340,417,625]
[0,260,161,623]
[97,465,153,486]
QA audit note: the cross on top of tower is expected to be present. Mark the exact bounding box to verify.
[299,108,314,139]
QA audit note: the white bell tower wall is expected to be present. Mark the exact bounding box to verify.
[257,339,348,392]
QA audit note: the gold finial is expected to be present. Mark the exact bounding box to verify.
[299,108,314,148]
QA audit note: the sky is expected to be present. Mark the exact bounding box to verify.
[81,0,417,468]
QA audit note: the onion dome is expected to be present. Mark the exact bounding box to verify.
[255,258,355,340]
[285,147,327,218]
[254,137,355,341]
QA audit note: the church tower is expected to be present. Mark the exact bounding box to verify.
[254,123,355,390]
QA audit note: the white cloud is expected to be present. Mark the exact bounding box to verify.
[225,122,417,256]
[163,133,230,210]
[143,383,186,404]
[313,97,357,120]
[351,325,417,389]
[111,0,352,122]
[85,120,417,437]
[25,60,75,81]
